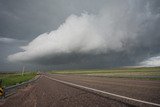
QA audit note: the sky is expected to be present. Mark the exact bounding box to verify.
[0,0,160,71]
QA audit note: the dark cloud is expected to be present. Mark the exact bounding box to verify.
[0,0,160,71]
[0,0,107,40]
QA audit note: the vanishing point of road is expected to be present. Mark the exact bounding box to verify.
[1,73,160,107]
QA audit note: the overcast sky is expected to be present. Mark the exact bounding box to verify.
[0,0,160,71]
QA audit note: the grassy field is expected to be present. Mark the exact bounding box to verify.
[0,72,37,87]
[50,67,160,80]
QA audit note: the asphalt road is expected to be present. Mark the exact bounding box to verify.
[1,73,160,107]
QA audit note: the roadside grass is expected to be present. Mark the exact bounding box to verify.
[0,72,37,87]
[50,67,160,80]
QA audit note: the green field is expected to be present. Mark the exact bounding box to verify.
[0,72,37,87]
[50,67,160,80]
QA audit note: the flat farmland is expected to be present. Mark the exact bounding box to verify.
[51,67,160,80]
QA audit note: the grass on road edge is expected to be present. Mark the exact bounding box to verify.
[0,72,37,87]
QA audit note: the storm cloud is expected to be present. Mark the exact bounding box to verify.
[0,0,160,71]
[7,0,160,68]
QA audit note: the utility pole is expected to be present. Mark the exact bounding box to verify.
[22,66,25,76]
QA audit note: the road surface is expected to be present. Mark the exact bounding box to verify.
[1,73,160,107]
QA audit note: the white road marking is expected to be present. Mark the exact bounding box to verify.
[44,75,160,107]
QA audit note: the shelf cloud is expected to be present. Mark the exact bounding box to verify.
[6,0,160,68]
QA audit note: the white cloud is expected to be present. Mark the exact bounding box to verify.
[7,1,160,64]
[140,56,160,67]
